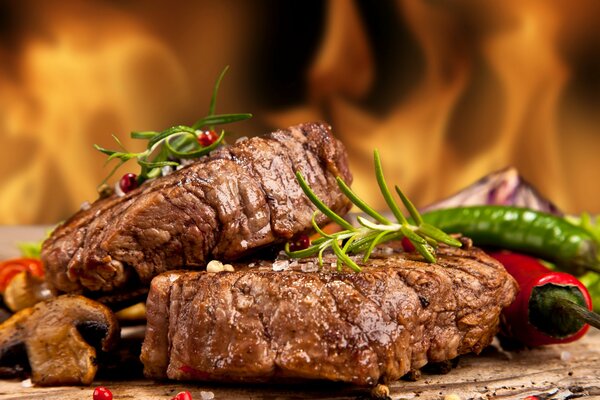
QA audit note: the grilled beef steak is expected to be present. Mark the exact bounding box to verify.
[41,122,352,295]
[141,241,518,386]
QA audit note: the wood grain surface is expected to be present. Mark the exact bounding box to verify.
[0,226,599,400]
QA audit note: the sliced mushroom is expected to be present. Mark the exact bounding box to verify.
[3,270,53,312]
[0,294,119,386]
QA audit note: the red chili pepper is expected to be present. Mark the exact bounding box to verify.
[0,258,44,292]
[490,251,600,346]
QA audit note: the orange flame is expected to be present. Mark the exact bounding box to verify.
[270,0,600,213]
[1,1,599,224]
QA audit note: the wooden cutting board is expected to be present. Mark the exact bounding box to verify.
[0,226,599,400]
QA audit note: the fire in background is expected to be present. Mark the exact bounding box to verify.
[1,0,599,224]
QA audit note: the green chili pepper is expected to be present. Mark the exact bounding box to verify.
[420,206,600,276]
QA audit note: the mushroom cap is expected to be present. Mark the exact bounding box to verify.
[0,294,120,386]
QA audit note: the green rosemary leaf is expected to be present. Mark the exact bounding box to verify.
[109,151,138,162]
[164,130,225,159]
[342,235,357,253]
[99,158,127,186]
[149,125,196,148]
[94,144,117,156]
[144,167,162,180]
[363,230,389,262]
[374,150,407,225]
[413,241,436,263]
[332,240,361,272]
[209,66,229,117]
[311,212,337,239]
[288,151,465,271]
[191,113,252,130]
[138,159,179,168]
[163,132,195,155]
[417,223,462,247]
[318,246,326,267]
[311,236,332,246]
[131,131,158,140]
[347,230,380,254]
[296,172,355,231]
[395,185,423,225]
[336,177,391,225]
[111,135,129,152]
[96,68,252,185]
[356,216,398,231]
[424,235,438,248]
[400,225,427,245]
[284,242,322,258]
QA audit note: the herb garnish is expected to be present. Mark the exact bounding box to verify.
[94,66,252,185]
[285,150,462,272]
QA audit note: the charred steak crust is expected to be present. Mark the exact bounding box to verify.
[140,244,518,386]
[41,123,352,294]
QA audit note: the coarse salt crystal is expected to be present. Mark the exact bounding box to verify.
[181,158,194,166]
[272,260,289,271]
[301,262,318,272]
[21,378,32,388]
[161,165,174,176]
[560,350,572,362]
[380,246,394,255]
[276,250,289,260]
[114,181,125,197]
[200,391,215,400]
[80,201,91,211]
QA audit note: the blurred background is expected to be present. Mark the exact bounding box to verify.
[1,0,599,225]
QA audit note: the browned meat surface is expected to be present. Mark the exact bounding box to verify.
[141,242,518,386]
[41,122,352,295]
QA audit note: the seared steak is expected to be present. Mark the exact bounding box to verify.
[141,241,518,386]
[42,122,352,294]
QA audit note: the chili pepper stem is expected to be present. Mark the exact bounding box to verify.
[586,262,600,274]
[555,298,600,330]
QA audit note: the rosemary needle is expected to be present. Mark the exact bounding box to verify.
[286,150,462,272]
[94,66,252,186]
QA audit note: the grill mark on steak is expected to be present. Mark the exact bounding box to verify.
[41,122,352,295]
[141,244,518,386]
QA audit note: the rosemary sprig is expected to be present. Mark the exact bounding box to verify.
[94,66,252,185]
[285,150,462,272]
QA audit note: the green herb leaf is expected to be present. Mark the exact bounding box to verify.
[192,113,252,130]
[296,172,354,231]
[209,66,229,117]
[286,152,461,273]
[94,67,252,186]
[130,131,158,140]
[374,150,407,225]
[164,130,225,159]
[337,177,390,225]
